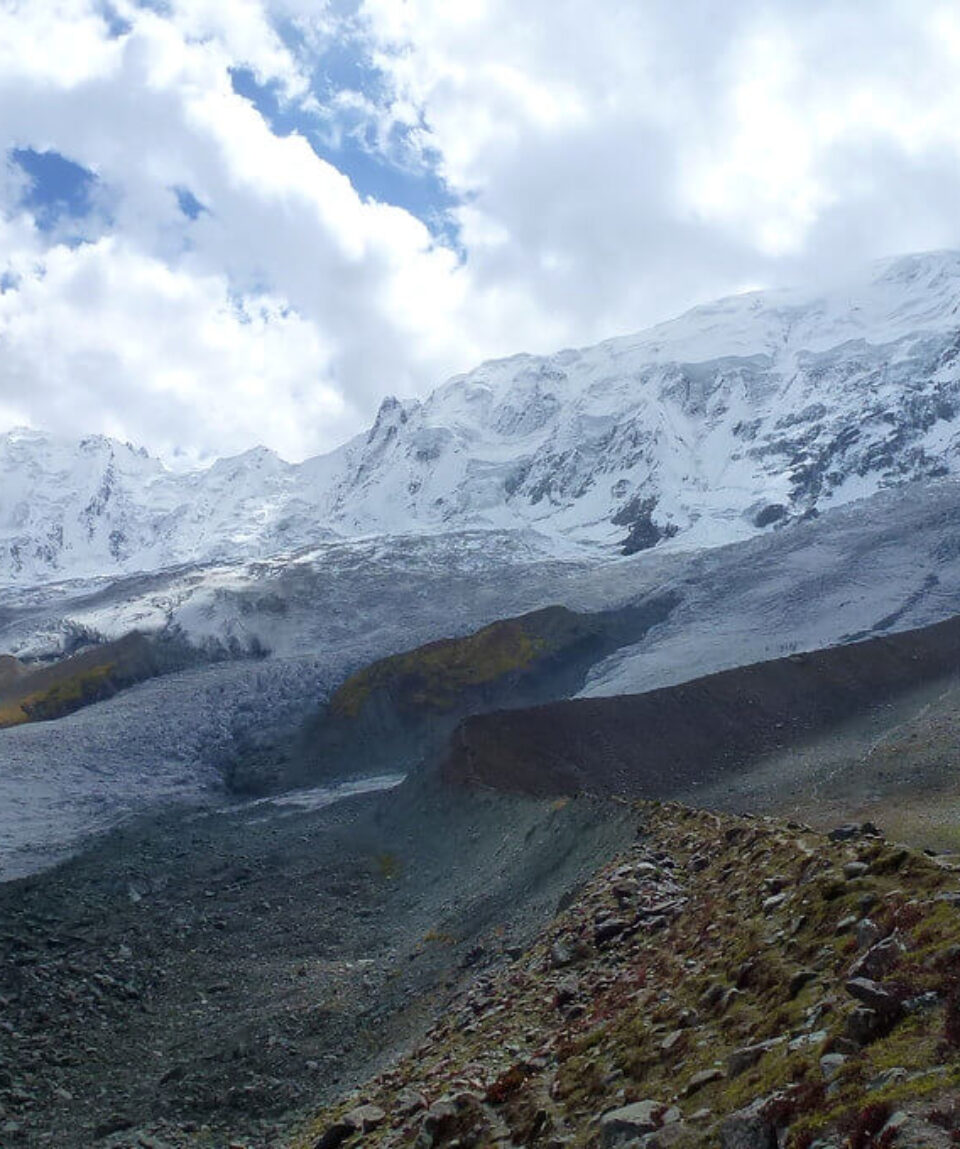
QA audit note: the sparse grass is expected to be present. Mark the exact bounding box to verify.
[290,801,960,1149]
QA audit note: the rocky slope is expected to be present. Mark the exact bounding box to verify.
[6,251,960,585]
[0,778,634,1148]
[295,803,960,1149]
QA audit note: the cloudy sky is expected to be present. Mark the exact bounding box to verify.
[2,0,960,466]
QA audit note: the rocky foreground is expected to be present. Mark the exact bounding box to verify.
[296,803,960,1149]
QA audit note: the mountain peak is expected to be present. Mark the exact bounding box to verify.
[6,250,960,585]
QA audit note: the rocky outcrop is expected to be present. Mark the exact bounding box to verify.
[0,630,202,728]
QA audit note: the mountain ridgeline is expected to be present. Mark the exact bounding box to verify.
[6,250,960,585]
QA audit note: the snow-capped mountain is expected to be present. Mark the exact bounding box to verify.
[6,250,960,586]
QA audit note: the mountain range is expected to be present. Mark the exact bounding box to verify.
[6,249,960,587]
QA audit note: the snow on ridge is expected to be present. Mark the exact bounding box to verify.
[4,249,960,587]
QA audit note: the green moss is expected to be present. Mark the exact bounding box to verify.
[3,663,116,726]
[330,616,551,718]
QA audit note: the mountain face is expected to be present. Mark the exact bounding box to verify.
[6,250,960,586]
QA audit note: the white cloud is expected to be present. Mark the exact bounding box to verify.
[0,0,483,462]
[361,0,960,334]
[2,0,960,466]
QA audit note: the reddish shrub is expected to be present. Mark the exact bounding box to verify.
[848,1102,891,1149]
[485,1063,531,1104]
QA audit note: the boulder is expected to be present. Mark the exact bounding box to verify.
[343,1104,386,1133]
[727,1041,776,1079]
[395,1088,427,1117]
[600,1100,665,1145]
[819,1053,846,1082]
[845,1006,887,1045]
[640,1123,692,1148]
[850,935,905,980]
[556,975,580,1007]
[595,918,629,945]
[683,1068,724,1096]
[313,1123,355,1149]
[788,969,817,999]
[415,1100,459,1149]
[720,1097,778,1149]
[854,918,880,950]
[845,977,903,1018]
[828,824,861,842]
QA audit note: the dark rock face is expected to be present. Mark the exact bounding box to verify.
[754,503,787,528]
[613,495,679,555]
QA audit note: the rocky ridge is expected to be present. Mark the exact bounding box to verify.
[296,804,960,1149]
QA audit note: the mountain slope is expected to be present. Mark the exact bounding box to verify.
[296,803,960,1149]
[5,251,960,585]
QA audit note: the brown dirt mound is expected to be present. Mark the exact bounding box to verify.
[441,612,960,798]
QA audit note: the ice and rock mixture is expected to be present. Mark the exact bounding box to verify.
[298,805,960,1149]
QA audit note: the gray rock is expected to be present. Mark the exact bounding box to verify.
[819,1053,846,1082]
[828,824,861,842]
[640,1123,690,1148]
[720,1096,778,1149]
[556,975,580,1007]
[845,977,903,1018]
[788,969,817,998]
[683,1068,724,1096]
[395,1087,427,1117]
[343,1103,386,1132]
[550,937,590,968]
[850,935,905,979]
[856,918,882,950]
[727,1041,776,1079]
[416,1100,459,1149]
[880,1111,910,1138]
[845,1006,887,1045]
[866,1067,907,1092]
[843,861,869,879]
[601,1100,665,1145]
[595,918,629,945]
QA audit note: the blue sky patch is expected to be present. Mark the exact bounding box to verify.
[229,64,462,251]
[98,3,132,38]
[175,187,206,220]
[12,148,99,233]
